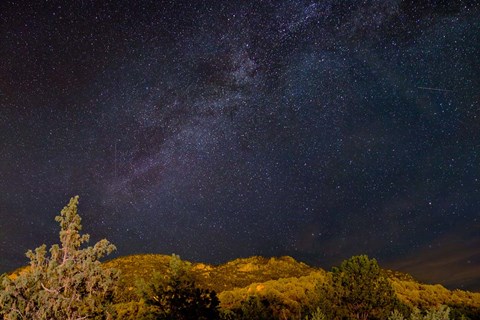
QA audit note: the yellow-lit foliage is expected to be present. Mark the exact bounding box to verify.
[390,277,480,310]
[219,271,326,318]
[103,253,480,316]
[104,254,316,297]
[10,252,479,317]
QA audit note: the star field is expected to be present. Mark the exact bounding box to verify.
[0,1,479,290]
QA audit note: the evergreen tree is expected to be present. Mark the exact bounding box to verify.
[141,254,220,320]
[305,307,327,320]
[411,306,451,320]
[230,295,283,320]
[319,255,398,320]
[389,309,408,320]
[0,196,118,320]
[390,305,451,320]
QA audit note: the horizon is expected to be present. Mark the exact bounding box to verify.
[0,1,479,291]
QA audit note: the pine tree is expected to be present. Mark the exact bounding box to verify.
[319,255,398,320]
[411,306,451,320]
[0,196,119,320]
[141,254,220,320]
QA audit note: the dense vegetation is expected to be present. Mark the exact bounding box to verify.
[1,197,479,319]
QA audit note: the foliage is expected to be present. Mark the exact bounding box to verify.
[105,254,172,303]
[319,255,399,320]
[105,254,317,296]
[391,279,480,312]
[0,196,118,320]
[219,271,324,319]
[1,200,480,320]
[210,256,315,292]
[139,254,220,320]
[110,300,159,320]
[305,307,327,320]
[448,303,480,319]
[390,309,409,320]
[416,305,450,320]
[390,305,452,320]
[228,295,281,320]
[105,252,480,319]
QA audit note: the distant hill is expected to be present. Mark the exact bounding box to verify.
[385,226,480,292]
[104,254,319,291]
[104,254,480,315]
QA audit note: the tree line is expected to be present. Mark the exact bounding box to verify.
[0,197,478,319]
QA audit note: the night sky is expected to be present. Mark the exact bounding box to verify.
[1,1,479,290]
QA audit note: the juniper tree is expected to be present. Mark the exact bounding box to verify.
[141,254,220,320]
[0,196,119,320]
[319,255,399,320]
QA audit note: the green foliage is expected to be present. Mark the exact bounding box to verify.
[0,196,118,320]
[407,306,451,320]
[449,304,480,319]
[228,294,287,320]
[1,203,479,320]
[219,271,325,319]
[422,305,451,320]
[305,307,327,320]
[105,254,172,304]
[110,300,160,320]
[139,254,220,320]
[391,278,480,313]
[390,305,455,320]
[105,252,480,319]
[319,255,399,320]
[235,295,276,320]
[390,309,408,320]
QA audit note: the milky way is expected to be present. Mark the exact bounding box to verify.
[0,1,479,290]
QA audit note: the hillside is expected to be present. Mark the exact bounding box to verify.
[6,253,480,318]
[104,254,480,317]
[104,254,320,293]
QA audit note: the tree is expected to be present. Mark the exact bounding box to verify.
[229,294,286,320]
[140,254,220,320]
[319,255,399,320]
[389,309,408,320]
[390,305,452,320]
[305,307,327,320]
[0,196,119,320]
[411,306,451,320]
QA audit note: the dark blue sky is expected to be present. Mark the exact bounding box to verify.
[0,1,479,290]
